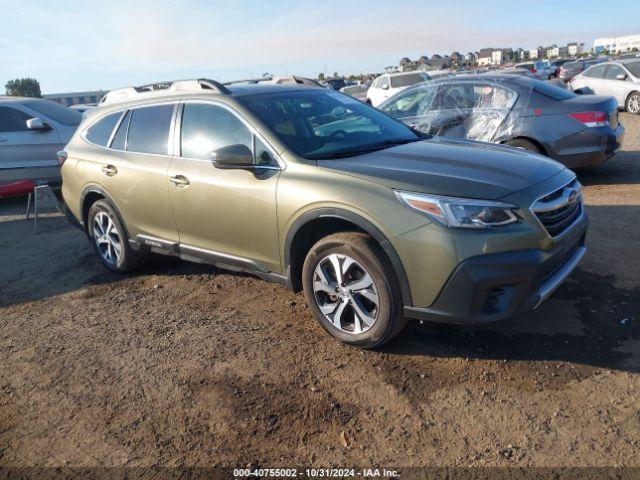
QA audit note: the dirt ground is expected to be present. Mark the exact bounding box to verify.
[1,114,639,472]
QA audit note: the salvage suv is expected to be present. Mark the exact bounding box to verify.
[60,79,588,348]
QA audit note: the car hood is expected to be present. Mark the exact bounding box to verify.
[317,136,565,200]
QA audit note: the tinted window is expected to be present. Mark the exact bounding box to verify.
[110,110,130,150]
[85,112,121,146]
[585,64,607,78]
[127,104,174,155]
[22,100,82,126]
[240,90,417,159]
[604,65,626,80]
[0,106,32,132]
[626,61,640,77]
[180,103,252,160]
[390,74,428,88]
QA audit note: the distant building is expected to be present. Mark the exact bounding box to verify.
[478,48,493,66]
[43,90,105,106]
[567,42,584,56]
[429,54,451,70]
[529,47,543,59]
[449,51,464,65]
[464,51,478,64]
[545,45,560,58]
[593,33,640,54]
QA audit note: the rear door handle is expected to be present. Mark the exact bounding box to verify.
[101,165,117,176]
[169,175,190,186]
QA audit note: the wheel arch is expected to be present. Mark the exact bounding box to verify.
[284,208,413,306]
[624,90,640,113]
[80,185,130,239]
[502,136,548,156]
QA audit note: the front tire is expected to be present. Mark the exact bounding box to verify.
[302,232,406,348]
[87,199,145,273]
[626,92,640,115]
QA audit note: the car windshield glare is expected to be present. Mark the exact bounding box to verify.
[240,90,419,159]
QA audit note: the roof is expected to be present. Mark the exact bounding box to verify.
[0,96,50,103]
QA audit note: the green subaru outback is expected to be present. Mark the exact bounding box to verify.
[60,79,587,348]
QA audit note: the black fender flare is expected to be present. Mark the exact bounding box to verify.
[79,185,131,239]
[284,207,413,306]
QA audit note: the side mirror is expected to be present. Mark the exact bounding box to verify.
[616,73,627,81]
[26,117,49,131]
[212,144,254,170]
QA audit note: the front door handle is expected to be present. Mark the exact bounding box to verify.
[101,165,117,176]
[169,175,190,187]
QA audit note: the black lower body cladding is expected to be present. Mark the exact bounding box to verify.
[404,213,588,325]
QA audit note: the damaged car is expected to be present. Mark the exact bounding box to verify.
[379,74,624,168]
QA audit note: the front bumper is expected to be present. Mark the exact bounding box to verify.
[403,213,588,325]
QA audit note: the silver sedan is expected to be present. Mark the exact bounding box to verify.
[570,59,640,114]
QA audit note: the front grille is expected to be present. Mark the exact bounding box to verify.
[532,179,583,237]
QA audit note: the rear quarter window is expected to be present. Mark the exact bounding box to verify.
[85,112,121,147]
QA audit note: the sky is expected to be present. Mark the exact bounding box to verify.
[1,0,639,94]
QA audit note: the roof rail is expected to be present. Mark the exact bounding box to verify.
[98,78,230,106]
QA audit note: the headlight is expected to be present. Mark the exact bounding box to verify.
[395,191,519,229]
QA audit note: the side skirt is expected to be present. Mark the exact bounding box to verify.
[130,235,288,286]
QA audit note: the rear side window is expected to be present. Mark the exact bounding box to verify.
[126,104,174,155]
[626,61,640,77]
[180,103,252,160]
[85,112,121,146]
[23,100,82,126]
[0,106,32,132]
[585,64,607,78]
[110,110,130,150]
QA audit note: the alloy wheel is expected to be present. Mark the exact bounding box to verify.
[628,93,640,114]
[92,211,122,265]
[312,253,379,334]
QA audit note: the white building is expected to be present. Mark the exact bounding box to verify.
[594,33,640,54]
[567,43,584,56]
[545,45,560,58]
[529,47,543,59]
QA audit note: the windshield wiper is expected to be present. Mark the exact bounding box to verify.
[310,137,425,160]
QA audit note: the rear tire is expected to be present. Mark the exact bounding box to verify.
[302,232,406,348]
[505,138,542,154]
[626,92,640,115]
[87,199,145,273]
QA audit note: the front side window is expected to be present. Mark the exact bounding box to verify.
[625,61,640,77]
[85,112,121,147]
[0,106,32,132]
[22,100,82,126]
[240,90,418,159]
[180,103,252,160]
[604,65,626,80]
[126,104,174,155]
[382,86,433,118]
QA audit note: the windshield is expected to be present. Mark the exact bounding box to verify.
[625,61,640,77]
[390,73,429,88]
[23,100,82,126]
[239,90,420,159]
